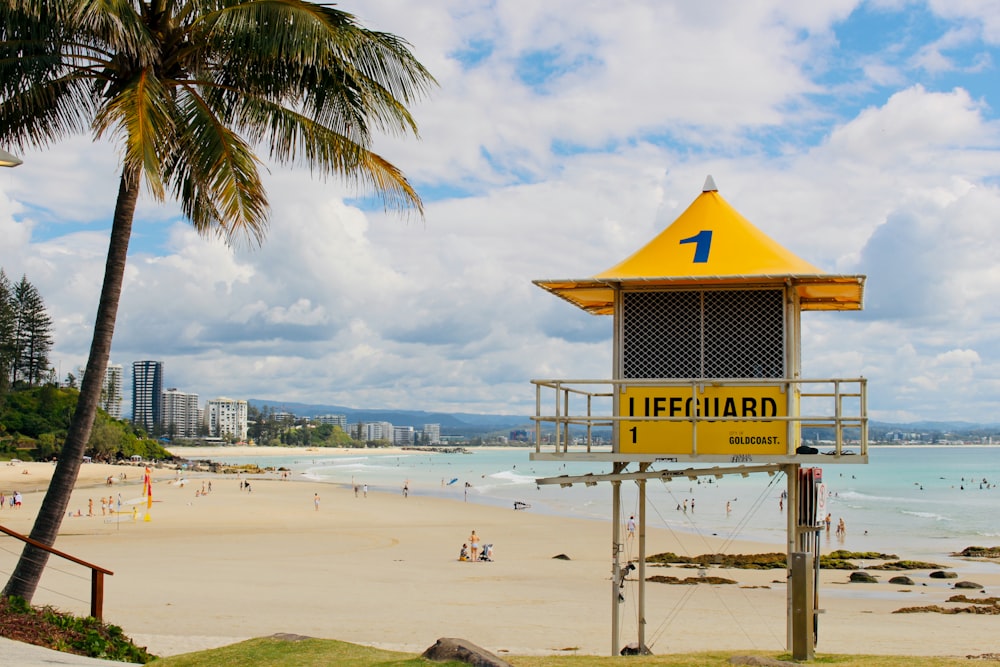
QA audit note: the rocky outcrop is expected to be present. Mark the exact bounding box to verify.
[888,575,915,586]
[421,638,512,667]
[620,642,652,655]
[648,574,737,585]
[954,580,984,589]
[929,570,957,579]
[849,571,878,583]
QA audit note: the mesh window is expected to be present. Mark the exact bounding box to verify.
[622,289,784,379]
[704,290,784,378]
[623,291,700,378]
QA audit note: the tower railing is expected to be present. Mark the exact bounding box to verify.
[530,377,867,463]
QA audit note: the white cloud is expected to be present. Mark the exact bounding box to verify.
[2,1,1000,423]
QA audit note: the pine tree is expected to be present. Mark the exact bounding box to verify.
[12,275,53,388]
[0,270,14,396]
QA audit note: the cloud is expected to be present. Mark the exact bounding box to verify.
[2,1,1000,423]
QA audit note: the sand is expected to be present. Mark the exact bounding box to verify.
[0,451,997,659]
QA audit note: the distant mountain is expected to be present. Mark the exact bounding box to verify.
[245,402,1000,440]
[247,399,530,433]
[873,420,998,431]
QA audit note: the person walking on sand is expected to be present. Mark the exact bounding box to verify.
[314,493,320,511]
[469,530,481,561]
[363,483,368,498]
[626,515,636,539]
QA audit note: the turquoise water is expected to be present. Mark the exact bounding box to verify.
[212,446,1000,561]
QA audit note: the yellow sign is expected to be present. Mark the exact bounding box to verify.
[619,385,790,455]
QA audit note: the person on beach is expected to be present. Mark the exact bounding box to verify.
[363,483,368,498]
[626,515,636,539]
[459,543,469,561]
[469,530,480,561]
[314,493,320,511]
[825,513,832,533]
[403,482,409,498]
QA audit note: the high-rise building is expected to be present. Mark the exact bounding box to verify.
[103,364,124,419]
[315,414,348,430]
[422,423,441,445]
[392,426,414,446]
[162,388,200,438]
[101,364,125,419]
[132,360,163,433]
[78,363,124,419]
[363,421,393,442]
[205,397,248,441]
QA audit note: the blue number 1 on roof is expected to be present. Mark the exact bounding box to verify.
[679,230,713,263]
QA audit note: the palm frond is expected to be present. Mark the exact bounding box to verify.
[230,96,422,214]
[0,75,95,148]
[195,1,434,137]
[93,69,175,200]
[166,85,269,245]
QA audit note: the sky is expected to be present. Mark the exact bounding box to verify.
[1,0,1000,424]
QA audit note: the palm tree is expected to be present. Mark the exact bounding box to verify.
[0,0,433,602]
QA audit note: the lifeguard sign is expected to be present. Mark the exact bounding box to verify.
[531,176,867,462]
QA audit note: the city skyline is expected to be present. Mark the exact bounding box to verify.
[2,2,1000,422]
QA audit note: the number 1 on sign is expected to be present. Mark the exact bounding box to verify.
[629,426,637,444]
[679,230,712,263]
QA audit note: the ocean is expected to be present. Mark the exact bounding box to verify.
[210,445,1000,565]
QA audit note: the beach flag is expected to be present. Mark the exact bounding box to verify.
[143,467,152,522]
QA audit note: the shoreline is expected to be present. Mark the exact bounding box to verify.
[0,460,997,658]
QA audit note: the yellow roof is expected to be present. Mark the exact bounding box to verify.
[535,178,865,315]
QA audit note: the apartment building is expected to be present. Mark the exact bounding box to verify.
[132,360,163,433]
[162,388,200,438]
[205,397,248,441]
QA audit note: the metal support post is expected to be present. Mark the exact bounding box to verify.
[637,462,649,652]
[791,551,815,660]
[611,476,621,656]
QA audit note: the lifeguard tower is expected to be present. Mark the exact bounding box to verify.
[530,177,867,659]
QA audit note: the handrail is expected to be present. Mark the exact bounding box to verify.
[0,524,113,619]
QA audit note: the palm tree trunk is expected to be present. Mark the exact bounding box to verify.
[2,166,140,603]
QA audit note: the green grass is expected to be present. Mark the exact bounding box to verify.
[145,638,988,667]
[146,637,468,666]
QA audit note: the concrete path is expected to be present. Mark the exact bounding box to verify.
[0,636,140,666]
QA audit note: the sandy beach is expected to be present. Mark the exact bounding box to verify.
[0,450,997,660]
